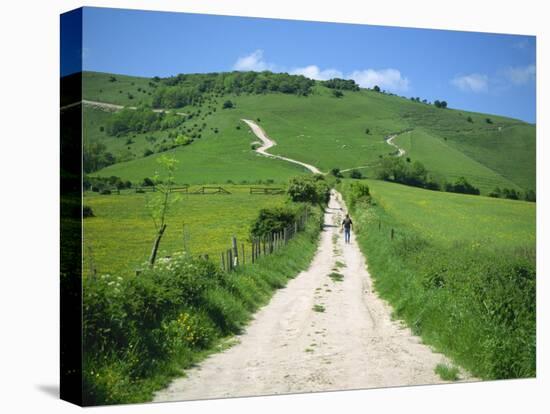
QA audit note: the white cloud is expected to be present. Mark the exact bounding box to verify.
[451,73,489,93]
[512,39,530,50]
[233,49,273,71]
[347,68,410,92]
[290,65,343,81]
[232,51,411,93]
[503,64,536,85]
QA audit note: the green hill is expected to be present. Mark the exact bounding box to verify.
[82,71,535,194]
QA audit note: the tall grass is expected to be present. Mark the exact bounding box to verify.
[82,210,320,405]
[339,182,535,380]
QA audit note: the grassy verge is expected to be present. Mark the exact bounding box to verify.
[339,180,535,380]
[82,208,320,405]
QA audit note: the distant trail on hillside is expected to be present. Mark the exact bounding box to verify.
[60,99,186,116]
[242,119,322,174]
[386,133,406,157]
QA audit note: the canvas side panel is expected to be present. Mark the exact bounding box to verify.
[60,7,83,407]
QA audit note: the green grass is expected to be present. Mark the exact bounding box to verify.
[435,363,460,381]
[83,71,155,107]
[329,272,344,282]
[84,71,535,194]
[312,304,326,313]
[340,179,535,381]
[364,179,535,249]
[393,128,522,194]
[87,103,307,184]
[83,185,289,277]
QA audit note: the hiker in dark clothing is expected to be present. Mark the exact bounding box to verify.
[342,214,353,244]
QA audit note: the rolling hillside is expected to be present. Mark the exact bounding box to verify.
[82,71,535,194]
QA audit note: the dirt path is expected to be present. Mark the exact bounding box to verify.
[386,133,406,157]
[60,99,186,115]
[242,119,323,174]
[154,190,471,402]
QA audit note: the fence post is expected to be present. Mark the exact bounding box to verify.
[232,236,239,266]
[221,252,225,271]
[284,227,288,244]
[378,220,381,231]
[391,228,394,240]
[241,243,245,265]
[294,221,298,236]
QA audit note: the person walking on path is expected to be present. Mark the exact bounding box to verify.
[342,214,353,244]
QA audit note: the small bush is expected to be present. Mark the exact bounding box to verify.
[347,182,371,209]
[444,177,480,195]
[250,206,304,238]
[330,168,343,178]
[287,175,330,205]
[349,169,363,179]
[435,364,460,381]
[99,189,111,195]
[83,205,94,218]
[142,177,155,187]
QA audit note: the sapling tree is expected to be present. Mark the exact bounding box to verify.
[145,155,181,266]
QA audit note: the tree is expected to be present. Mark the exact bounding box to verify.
[145,155,181,266]
[373,85,381,92]
[445,177,480,195]
[350,169,363,179]
[142,177,155,187]
[287,176,330,205]
[434,100,441,108]
[222,100,234,109]
[440,101,448,108]
[467,116,474,123]
[332,89,344,98]
[485,118,493,124]
[322,78,360,91]
[365,128,370,135]
[330,168,343,178]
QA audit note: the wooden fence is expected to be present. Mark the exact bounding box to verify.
[135,186,156,193]
[170,185,189,193]
[249,187,285,195]
[219,211,308,272]
[190,186,231,195]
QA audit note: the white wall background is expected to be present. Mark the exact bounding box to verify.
[0,1,547,413]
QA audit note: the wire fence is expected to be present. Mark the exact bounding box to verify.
[217,211,309,273]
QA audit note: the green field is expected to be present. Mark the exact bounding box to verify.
[83,71,155,107]
[84,71,535,195]
[83,186,289,277]
[364,179,535,248]
[340,179,535,380]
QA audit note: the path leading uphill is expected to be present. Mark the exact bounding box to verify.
[154,190,471,402]
[386,133,406,157]
[242,119,322,174]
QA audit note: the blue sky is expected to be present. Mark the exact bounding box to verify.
[66,7,536,122]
